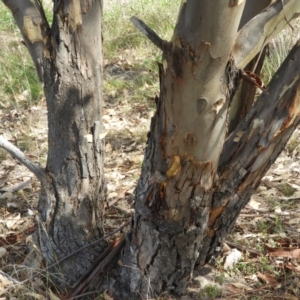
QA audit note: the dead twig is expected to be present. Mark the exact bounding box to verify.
[130,16,165,51]
[68,235,127,298]
[0,135,48,186]
[225,240,263,256]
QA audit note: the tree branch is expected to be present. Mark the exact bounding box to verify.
[0,135,48,185]
[130,16,165,51]
[2,0,50,80]
[232,0,300,69]
[222,39,300,170]
[200,40,300,264]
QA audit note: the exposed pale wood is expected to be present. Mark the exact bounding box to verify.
[199,39,300,265]
[228,0,272,133]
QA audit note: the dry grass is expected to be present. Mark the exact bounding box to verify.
[0,1,300,299]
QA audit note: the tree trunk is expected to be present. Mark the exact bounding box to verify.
[38,0,106,286]
[198,40,300,266]
[108,1,300,299]
[228,0,271,133]
[111,1,245,297]
[2,0,107,288]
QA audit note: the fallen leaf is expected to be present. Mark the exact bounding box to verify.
[257,272,279,286]
[248,198,261,210]
[27,209,35,216]
[224,249,242,270]
[6,214,21,229]
[268,248,300,258]
[288,217,300,225]
[0,192,13,201]
[7,202,18,209]
[103,290,114,300]
[278,191,300,200]
[230,282,252,290]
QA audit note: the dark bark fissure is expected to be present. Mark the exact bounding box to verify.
[109,3,300,299]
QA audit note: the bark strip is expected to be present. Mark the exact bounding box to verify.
[233,0,300,69]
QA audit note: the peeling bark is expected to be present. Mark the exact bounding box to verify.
[228,0,272,133]
[108,2,300,299]
[4,0,300,298]
[2,0,50,80]
[232,0,300,69]
[200,40,300,265]
[110,1,245,298]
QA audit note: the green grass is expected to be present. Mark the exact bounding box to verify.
[103,0,180,61]
[0,41,42,108]
[261,27,298,84]
[0,1,54,108]
[102,0,181,106]
[0,4,16,31]
[0,3,43,108]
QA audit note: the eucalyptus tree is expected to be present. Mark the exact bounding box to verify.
[1,0,300,299]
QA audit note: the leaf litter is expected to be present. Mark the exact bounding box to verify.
[0,5,300,300]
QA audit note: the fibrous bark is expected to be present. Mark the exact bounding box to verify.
[39,0,106,286]
[3,0,300,299]
[2,0,107,287]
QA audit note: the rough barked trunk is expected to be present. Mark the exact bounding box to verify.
[3,0,300,298]
[198,40,300,266]
[37,0,106,287]
[1,0,107,287]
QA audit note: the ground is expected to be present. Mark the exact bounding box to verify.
[0,1,300,299]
